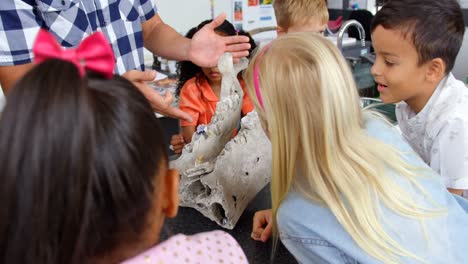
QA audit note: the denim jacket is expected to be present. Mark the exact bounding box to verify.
[277,116,468,264]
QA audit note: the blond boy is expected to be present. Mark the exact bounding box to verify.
[273,0,329,35]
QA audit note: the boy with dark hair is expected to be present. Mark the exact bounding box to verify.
[371,0,468,195]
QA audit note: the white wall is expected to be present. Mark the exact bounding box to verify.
[453,29,468,82]
[153,0,276,49]
[156,0,233,35]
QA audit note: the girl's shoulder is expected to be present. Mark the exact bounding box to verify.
[182,75,201,90]
[122,230,248,264]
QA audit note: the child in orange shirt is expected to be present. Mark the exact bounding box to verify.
[170,20,255,154]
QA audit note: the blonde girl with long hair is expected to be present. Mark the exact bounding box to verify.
[247,33,468,263]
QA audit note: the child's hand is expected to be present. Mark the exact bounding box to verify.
[123,70,193,123]
[251,209,273,242]
[170,134,185,155]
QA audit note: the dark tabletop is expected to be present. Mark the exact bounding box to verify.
[158,117,296,263]
[160,184,297,264]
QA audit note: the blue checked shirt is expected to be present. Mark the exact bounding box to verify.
[0,0,157,74]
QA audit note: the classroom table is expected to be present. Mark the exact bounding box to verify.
[160,184,298,264]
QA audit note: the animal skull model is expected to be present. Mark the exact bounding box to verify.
[170,53,271,229]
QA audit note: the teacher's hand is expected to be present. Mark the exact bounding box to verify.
[123,70,192,122]
[189,13,251,67]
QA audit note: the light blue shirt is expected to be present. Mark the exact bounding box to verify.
[278,116,468,264]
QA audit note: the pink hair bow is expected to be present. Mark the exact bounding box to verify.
[33,29,115,79]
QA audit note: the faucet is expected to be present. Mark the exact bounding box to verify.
[337,20,366,52]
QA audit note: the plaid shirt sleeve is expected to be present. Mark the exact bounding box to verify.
[0,0,41,65]
[0,0,158,71]
[137,0,157,23]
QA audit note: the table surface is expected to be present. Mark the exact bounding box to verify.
[160,184,297,264]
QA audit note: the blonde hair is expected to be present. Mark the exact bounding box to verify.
[273,0,329,30]
[244,33,445,263]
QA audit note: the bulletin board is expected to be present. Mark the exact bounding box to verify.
[329,0,367,10]
[347,0,367,10]
[231,0,276,32]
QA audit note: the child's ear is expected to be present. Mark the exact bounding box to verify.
[162,169,179,218]
[276,26,286,36]
[425,58,446,83]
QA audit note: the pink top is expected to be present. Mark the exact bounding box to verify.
[122,230,248,264]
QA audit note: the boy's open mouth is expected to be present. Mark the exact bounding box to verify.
[376,82,388,92]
